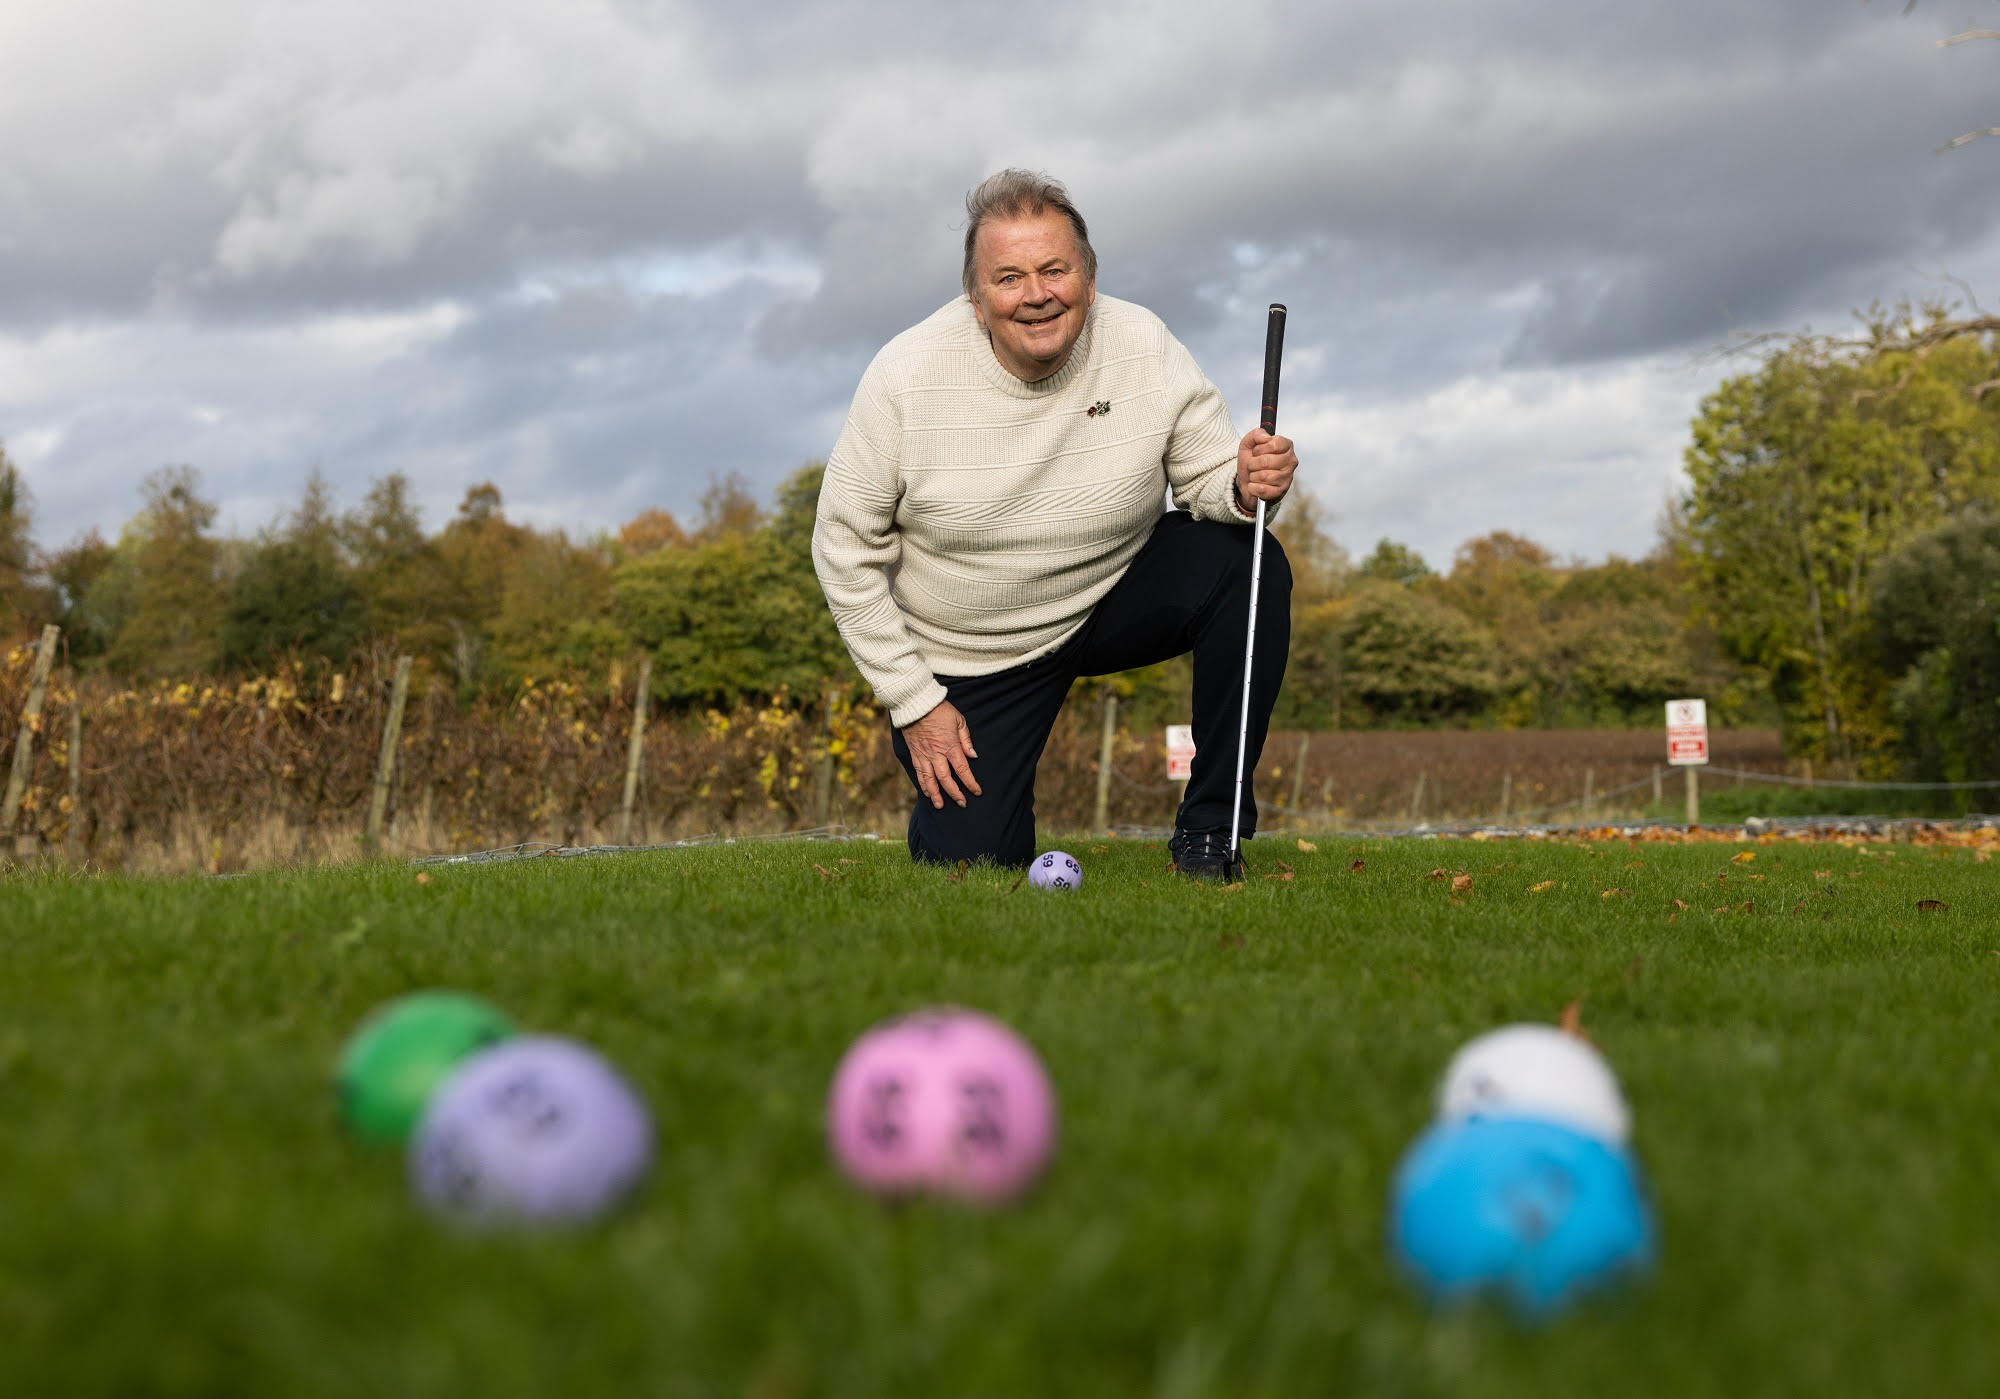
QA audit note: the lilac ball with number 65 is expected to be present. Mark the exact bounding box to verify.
[410,1036,653,1226]
[826,1008,1058,1204]
[1028,851,1083,890]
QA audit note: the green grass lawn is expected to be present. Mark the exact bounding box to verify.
[3,834,1997,1398]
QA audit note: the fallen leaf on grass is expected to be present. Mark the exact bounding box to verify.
[1349,859,1365,873]
[1917,899,1949,912]
[1277,861,1294,874]
[1529,880,1557,893]
[944,860,968,885]
[1814,870,1833,878]
[1713,905,1732,915]
[1264,870,1295,882]
[1296,838,1318,852]
[839,857,862,865]
[1559,1000,1589,1040]
[813,864,837,882]
[414,872,431,885]
[1748,874,1766,883]
[1601,887,1627,899]
[1791,900,1807,915]
[1731,852,1756,864]
[1425,868,1450,881]
[1673,898,1690,910]
[1451,873,1474,894]
[1008,876,1025,893]
[1738,900,1756,913]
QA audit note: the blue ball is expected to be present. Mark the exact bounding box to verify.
[1389,1116,1656,1318]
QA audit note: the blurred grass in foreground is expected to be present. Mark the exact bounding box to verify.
[3,834,1997,1398]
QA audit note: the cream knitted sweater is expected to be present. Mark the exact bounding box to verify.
[812,294,1264,728]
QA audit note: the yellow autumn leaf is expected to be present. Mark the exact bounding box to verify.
[1529,880,1556,893]
[1296,838,1318,852]
[1731,851,1756,864]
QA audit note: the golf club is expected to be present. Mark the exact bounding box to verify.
[1228,303,1285,877]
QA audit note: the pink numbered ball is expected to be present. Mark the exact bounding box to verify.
[1028,851,1082,890]
[826,1008,1058,1204]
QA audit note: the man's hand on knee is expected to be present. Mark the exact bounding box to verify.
[903,700,982,809]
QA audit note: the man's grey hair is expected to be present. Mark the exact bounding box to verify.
[961,169,1098,299]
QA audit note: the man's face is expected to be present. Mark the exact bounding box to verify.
[968,208,1096,382]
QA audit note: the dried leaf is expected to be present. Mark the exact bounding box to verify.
[1748,874,1766,882]
[1296,838,1318,853]
[1349,859,1365,873]
[1790,900,1806,915]
[414,872,432,885]
[1425,868,1450,881]
[1263,871,1295,882]
[1276,861,1294,874]
[1672,898,1689,910]
[1917,899,1949,912]
[1451,873,1474,894]
[813,863,836,882]
[1601,887,1627,899]
[1713,905,1732,915]
[1529,880,1557,893]
[1814,870,1832,878]
[1559,999,1588,1040]
[839,857,862,865]
[1731,851,1756,864]
[1738,899,1755,913]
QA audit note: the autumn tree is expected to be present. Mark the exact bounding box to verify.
[1,442,52,640]
[94,467,227,678]
[1681,326,2000,767]
[613,462,852,706]
[1873,513,2000,784]
[220,472,365,669]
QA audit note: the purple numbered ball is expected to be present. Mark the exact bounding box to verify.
[410,1036,653,1227]
[826,1008,1058,1204]
[1028,850,1082,890]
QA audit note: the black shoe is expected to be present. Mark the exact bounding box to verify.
[1169,827,1245,882]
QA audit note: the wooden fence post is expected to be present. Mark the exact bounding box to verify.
[812,684,837,829]
[65,699,82,864]
[2,624,60,854]
[1093,692,1117,833]
[618,654,653,845]
[364,656,413,856]
[1582,766,1595,824]
[1407,770,1426,825]
[1498,770,1513,821]
[1287,733,1310,827]
[1685,765,1700,829]
[1652,764,1663,808]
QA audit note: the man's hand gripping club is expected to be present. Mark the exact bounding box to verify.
[903,699,982,810]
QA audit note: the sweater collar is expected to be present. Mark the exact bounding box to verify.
[963,296,1097,400]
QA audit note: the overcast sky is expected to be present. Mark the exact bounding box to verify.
[5,0,2000,570]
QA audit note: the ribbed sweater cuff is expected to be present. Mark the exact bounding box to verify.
[885,679,951,731]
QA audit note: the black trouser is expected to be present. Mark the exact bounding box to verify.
[889,510,1291,867]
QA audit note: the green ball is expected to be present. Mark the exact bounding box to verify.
[336,991,516,1144]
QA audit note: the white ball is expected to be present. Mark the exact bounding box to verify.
[1027,851,1082,890]
[410,1036,654,1226]
[1436,1023,1632,1144]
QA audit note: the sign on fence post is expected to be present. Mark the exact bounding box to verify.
[1165,725,1194,815]
[1666,697,1707,827]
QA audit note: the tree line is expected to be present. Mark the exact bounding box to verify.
[5,308,1999,782]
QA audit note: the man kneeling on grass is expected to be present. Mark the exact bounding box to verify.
[811,169,1299,881]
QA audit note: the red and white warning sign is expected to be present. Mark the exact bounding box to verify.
[1165,725,1196,781]
[1666,698,1709,766]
